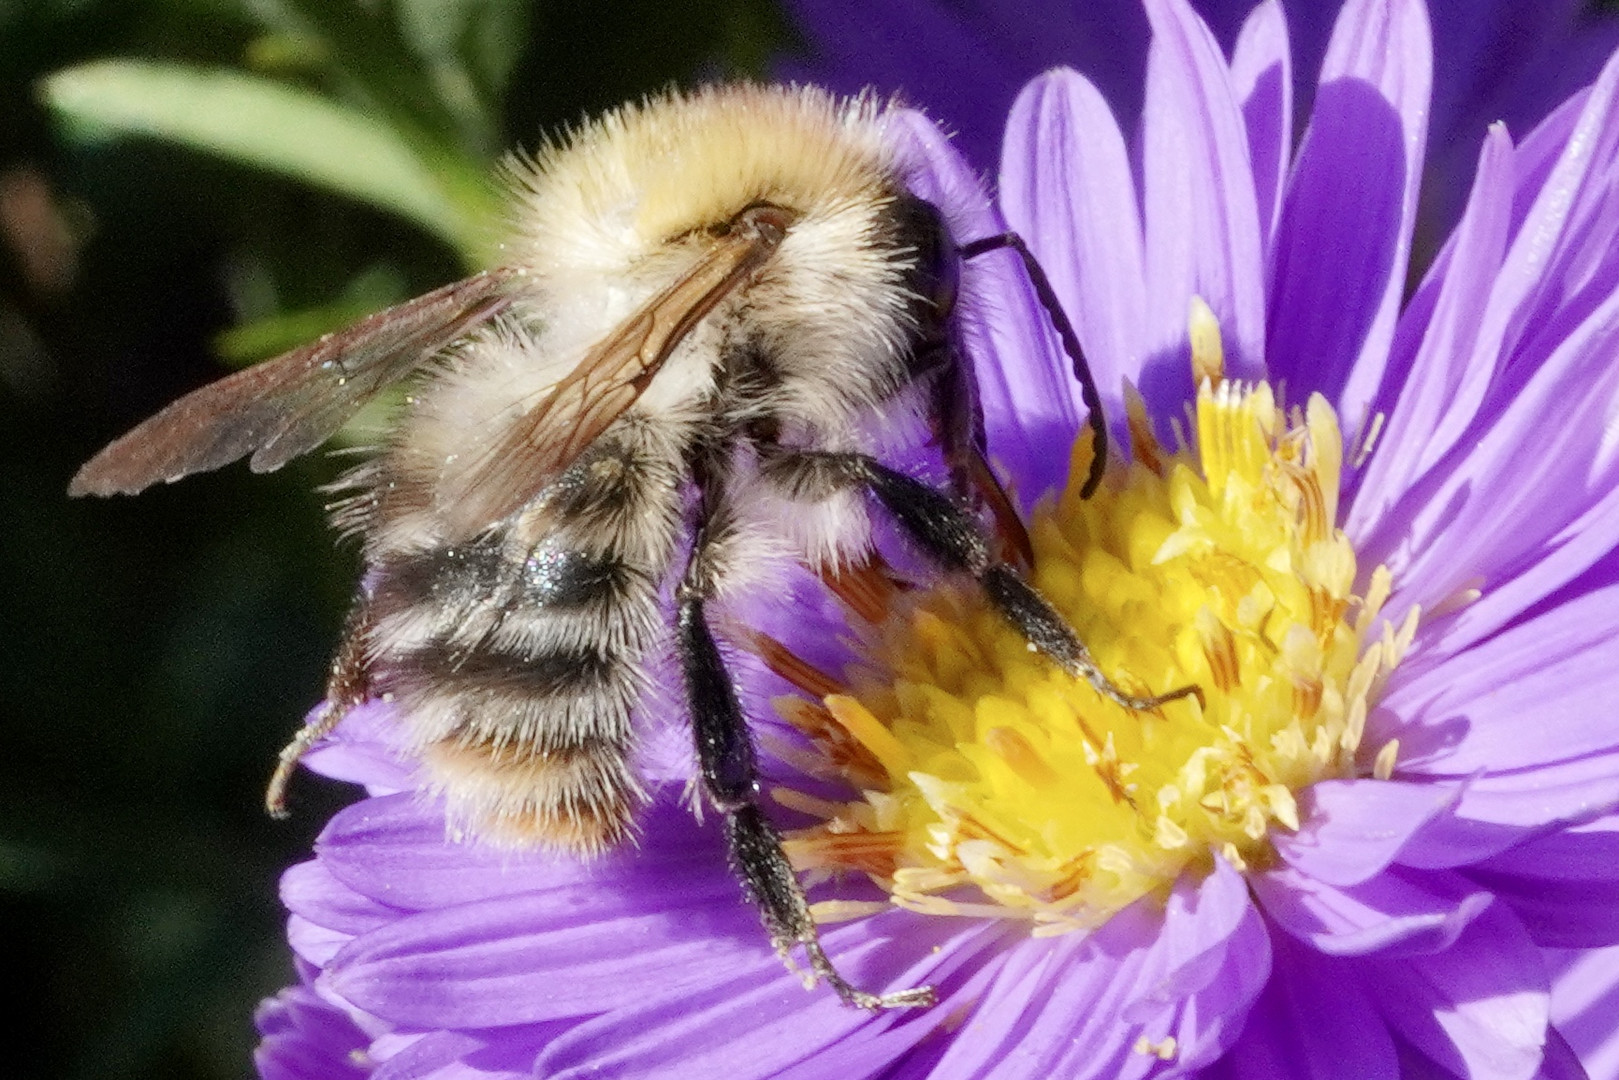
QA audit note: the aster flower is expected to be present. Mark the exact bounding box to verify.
[259,0,1619,1076]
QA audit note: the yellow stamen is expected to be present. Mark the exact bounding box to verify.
[783,306,1408,928]
[1188,296,1225,386]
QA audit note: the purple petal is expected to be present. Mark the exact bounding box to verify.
[320,861,752,1027]
[1267,0,1431,430]
[315,792,730,912]
[1200,931,1399,1080]
[1393,750,1619,872]
[1140,0,1268,400]
[1362,903,1549,1080]
[530,914,999,1080]
[1536,1027,1595,1080]
[254,983,372,1080]
[1372,585,1619,776]
[781,0,1156,176]
[918,919,1073,1078]
[369,1026,554,1080]
[932,858,1268,1079]
[1000,68,1146,446]
[889,108,1078,501]
[1272,779,1460,886]
[300,700,414,794]
[1435,487,1619,663]
[1360,287,1619,633]
[767,943,1009,1080]
[1343,79,1590,534]
[281,859,406,936]
[1465,815,1619,949]
[1254,864,1493,957]
[288,914,364,970]
[1549,944,1619,1080]
[1480,51,1619,399]
[1347,123,1514,541]
[1128,853,1256,1013]
[1350,51,1619,635]
[1229,0,1293,253]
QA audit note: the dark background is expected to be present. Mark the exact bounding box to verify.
[2,3,789,1077]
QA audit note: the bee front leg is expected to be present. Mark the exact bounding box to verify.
[766,450,1200,712]
[927,349,1034,568]
[266,593,373,817]
[675,523,935,1010]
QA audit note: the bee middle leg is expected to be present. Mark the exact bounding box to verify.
[762,450,1200,712]
[675,517,935,1010]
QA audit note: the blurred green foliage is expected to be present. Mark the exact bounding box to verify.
[1,2,789,1077]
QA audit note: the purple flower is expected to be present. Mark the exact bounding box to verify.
[259,0,1619,1076]
[783,0,1619,253]
[255,967,372,1080]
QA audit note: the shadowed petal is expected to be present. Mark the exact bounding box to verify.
[315,792,732,912]
[254,983,372,1080]
[1230,0,1293,252]
[1141,0,1267,406]
[1466,815,1619,948]
[1363,903,1549,1080]
[1398,749,1619,867]
[1550,944,1619,1080]
[1272,779,1459,886]
[1201,930,1399,1080]
[1267,0,1431,435]
[1254,864,1492,957]
[1347,124,1514,539]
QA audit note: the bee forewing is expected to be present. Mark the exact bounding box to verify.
[69,269,517,498]
[436,218,787,533]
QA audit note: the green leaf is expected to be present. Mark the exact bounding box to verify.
[396,0,532,97]
[39,59,494,261]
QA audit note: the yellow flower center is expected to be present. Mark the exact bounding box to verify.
[768,302,1415,933]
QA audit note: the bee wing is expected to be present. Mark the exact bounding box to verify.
[69,269,517,498]
[438,214,787,532]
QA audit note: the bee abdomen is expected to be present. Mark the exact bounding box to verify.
[368,532,663,852]
[422,734,644,852]
[382,640,642,746]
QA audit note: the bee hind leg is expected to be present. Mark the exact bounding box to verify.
[675,531,935,1010]
[266,594,373,817]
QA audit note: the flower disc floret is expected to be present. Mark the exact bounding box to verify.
[783,319,1411,934]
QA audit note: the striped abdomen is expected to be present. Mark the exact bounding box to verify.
[362,423,686,851]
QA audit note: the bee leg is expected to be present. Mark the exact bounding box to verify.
[958,231,1109,498]
[776,451,1201,712]
[675,547,935,1010]
[928,351,1034,568]
[265,595,373,817]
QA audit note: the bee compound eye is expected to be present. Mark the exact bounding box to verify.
[891,193,958,323]
[730,202,795,243]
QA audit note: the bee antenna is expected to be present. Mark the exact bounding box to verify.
[958,232,1107,498]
